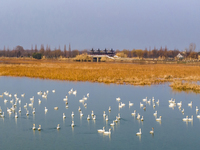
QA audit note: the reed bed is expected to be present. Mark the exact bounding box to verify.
[1,58,200,92]
[170,81,200,93]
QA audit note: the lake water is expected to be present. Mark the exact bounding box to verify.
[0,76,200,150]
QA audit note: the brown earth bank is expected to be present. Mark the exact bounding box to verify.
[0,57,200,93]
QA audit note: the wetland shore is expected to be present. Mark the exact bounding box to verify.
[0,57,200,92]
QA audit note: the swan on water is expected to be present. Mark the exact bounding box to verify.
[104,128,111,135]
[57,124,60,130]
[131,110,136,116]
[98,127,105,133]
[38,125,41,131]
[136,128,142,135]
[150,127,154,134]
[32,124,36,130]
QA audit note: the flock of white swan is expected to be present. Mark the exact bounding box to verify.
[0,89,199,137]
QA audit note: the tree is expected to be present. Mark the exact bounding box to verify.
[32,53,42,59]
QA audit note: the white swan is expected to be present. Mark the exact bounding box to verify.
[153,111,157,116]
[141,116,144,121]
[87,114,90,120]
[26,110,29,116]
[108,106,111,111]
[177,101,182,106]
[156,116,162,121]
[106,115,109,121]
[38,99,41,104]
[57,124,60,130]
[83,96,87,100]
[188,115,193,121]
[117,113,121,120]
[143,97,147,102]
[87,93,89,97]
[4,99,8,103]
[136,128,142,135]
[116,97,121,101]
[129,101,134,106]
[84,103,87,107]
[188,101,192,107]
[104,128,111,135]
[80,111,83,117]
[15,112,18,118]
[24,103,27,108]
[21,93,25,97]
[93,115,96,120]
[71,121,75,127]
[137,113,140,120]
[63,113,66,119]
[156,99,159,105]
[140,102,144,107]
[181,108,184,113]
[98,127,105,133]
[0,112,4,118]
[110,121,115,126]
[121,102,125,107]
[78,106,81,111]
[72,90,77,95]
[91,110,94,116]
[38,125,41,131]
[71,111,74,117]
[103,111,106,117]
[196,106,199,112]
[52,89,55,93]
[183,116,188,121]
[197,114,200,118]
[150,127,154,134]
[44,107,48,112]
[32,124,36,130]
[131,110,136,116]
[79,99,84,103]
[54,107,58,110]
[32,108,35,114]
[152,97,155,102]
[119,103,122,108]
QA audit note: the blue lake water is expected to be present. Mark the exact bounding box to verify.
[0,76,200,150]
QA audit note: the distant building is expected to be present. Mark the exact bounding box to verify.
[176,53,184,60]
[90,48,115,57]
[89,48,115,62]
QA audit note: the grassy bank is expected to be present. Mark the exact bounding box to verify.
[0,58,200,92]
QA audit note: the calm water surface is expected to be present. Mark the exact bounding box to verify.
[0,76,199,150]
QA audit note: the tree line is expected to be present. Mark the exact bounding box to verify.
[0,43,198,59]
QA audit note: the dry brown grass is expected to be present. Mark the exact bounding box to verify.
[1,58,200,90]
[170,81,200,93]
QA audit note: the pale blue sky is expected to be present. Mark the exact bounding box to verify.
[0,0,199,51]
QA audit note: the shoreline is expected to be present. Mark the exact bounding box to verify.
[0,58,200,93]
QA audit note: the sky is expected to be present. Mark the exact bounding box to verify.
[0,0,199,51]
